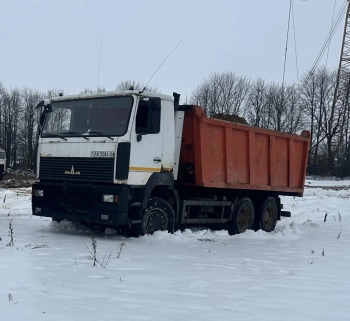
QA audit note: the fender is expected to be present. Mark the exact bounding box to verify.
[141,172,179,219]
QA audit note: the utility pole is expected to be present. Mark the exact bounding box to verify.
[331,0,350,175]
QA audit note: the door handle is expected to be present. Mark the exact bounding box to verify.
[153,158,162,162]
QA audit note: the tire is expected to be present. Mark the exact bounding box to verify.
[256,197,278,232]
[228,197,254,235]
[132,197,175,237]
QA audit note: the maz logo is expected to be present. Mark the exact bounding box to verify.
[64,166,81,175]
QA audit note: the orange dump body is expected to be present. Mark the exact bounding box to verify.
[178,106,310,196]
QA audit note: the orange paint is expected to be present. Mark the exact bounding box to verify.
[179,106,310,196]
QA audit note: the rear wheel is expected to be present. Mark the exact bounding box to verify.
[132,197,175,237]
[228,197,254,235]
[256,197,278,232]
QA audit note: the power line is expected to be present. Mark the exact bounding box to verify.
[326,0,338,67]
[308,0,347,80]
[308,1,346,76]
[316,1,346,62]
[309,1,346,76]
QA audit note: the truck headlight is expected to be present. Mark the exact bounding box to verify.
[102,194,118,203]
[34,189,44,197]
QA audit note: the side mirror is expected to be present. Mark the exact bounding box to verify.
[136,128,148,142]
[36,99,52,111]
[37,99,52,133]
[35,100,45,109]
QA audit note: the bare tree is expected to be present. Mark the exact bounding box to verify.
[252,83,304,134]
[300,71,318,168]
[1,88,22,168]
[190,77,217,116]
[318,69,339,171]
[20,88,43,168]
[283,84,305,133]
[116,80,157,92]
[300,67,345,175]
[245,78,268,126]
[80,86,106,94]
[190,71,250,117]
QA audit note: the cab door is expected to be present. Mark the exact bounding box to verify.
[127,97,163,185]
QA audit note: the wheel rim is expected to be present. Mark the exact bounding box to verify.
[145,208,168,234]
[237,205,251,232]
[263,205,276,230]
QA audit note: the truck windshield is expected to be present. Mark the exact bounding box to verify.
[0,150,5,159]
[42,96,133,138]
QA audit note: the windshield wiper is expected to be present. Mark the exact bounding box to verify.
[83,131,114,140]
[64,131,89,140]
[41,134,67,141]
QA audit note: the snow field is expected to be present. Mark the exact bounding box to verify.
[0,182,349,321]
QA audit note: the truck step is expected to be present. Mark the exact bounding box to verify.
[281,211,291,217]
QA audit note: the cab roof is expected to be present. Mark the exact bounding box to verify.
[51,90,174,102]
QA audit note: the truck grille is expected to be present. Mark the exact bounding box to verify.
[39,157,114,183]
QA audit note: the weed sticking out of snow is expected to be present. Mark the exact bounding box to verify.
[117,242,126,258]
[84,221,99,267]
[336,228,342,239]
[6,219,14,246]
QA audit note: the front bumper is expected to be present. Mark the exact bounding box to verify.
[32,181,130,226]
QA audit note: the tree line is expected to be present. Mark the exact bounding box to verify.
[0,68,349,177]
[190,68,350,177]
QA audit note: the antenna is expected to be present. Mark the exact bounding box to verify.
[140,39,183,93]
[97,33,104,91]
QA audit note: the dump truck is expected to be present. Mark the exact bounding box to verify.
[32,90,310,236]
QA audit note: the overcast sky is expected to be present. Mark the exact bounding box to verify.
[0,0,345,98]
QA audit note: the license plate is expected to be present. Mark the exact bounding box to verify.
[90,151,115,158]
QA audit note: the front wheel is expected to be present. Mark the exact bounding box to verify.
[132,197,175,237]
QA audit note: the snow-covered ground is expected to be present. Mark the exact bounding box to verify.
[1,181,349,321]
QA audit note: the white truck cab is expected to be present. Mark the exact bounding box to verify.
[32,90,184,235]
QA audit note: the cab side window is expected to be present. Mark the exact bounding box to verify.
[135,98,161,134]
